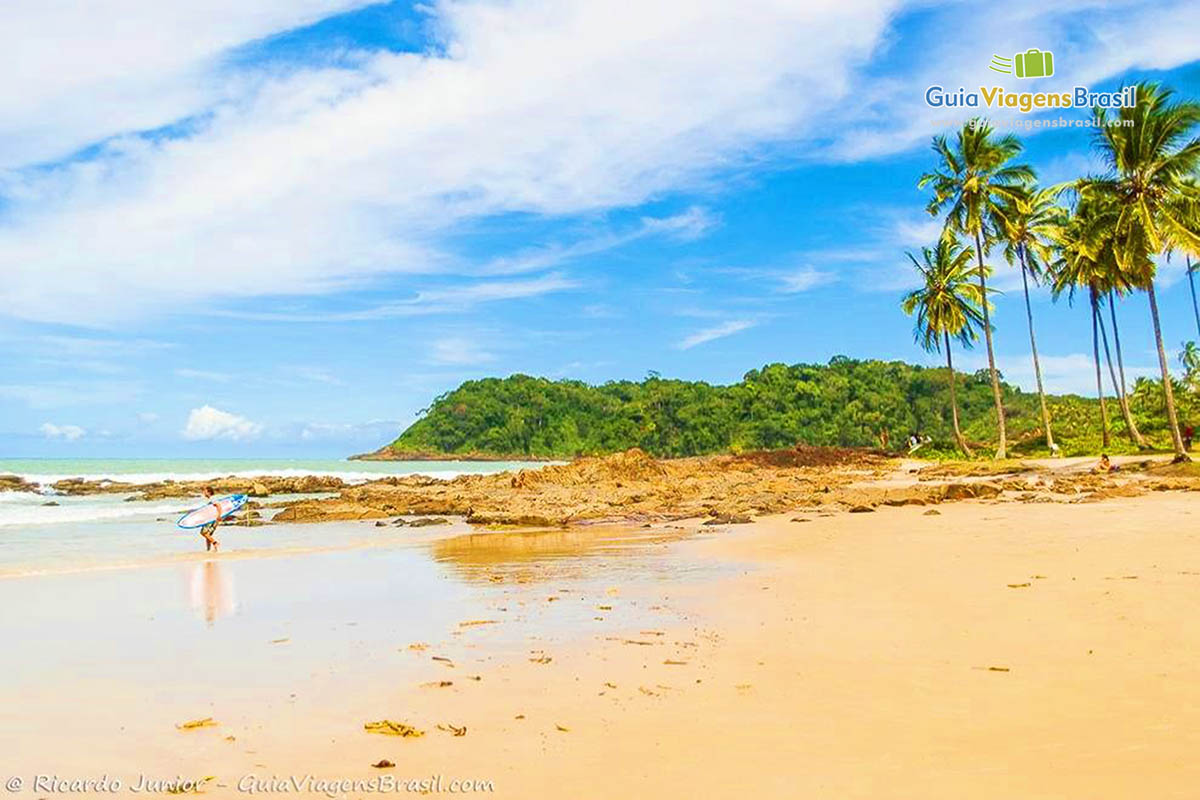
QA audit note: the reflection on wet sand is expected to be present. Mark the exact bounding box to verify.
[429,525,697,583]
[188,561,236,626]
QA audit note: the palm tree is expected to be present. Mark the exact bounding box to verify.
[901,239,987,457]
[1050,200,1117,447]
[999,186,1063,452]
[920,119,1034,459]
[1102,289,1147,447]
[1085,82,1200,462]
[1188,257,1200,339]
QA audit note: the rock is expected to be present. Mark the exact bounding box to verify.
[0,474,39,493]
[703,513,753,525]
[41,501,60,507]
[941,482,1003,501]
[273,501,390,523]
[250,482,270,498]
[407,517,450,527]
[923,509,941,516]
[848,504,876,513]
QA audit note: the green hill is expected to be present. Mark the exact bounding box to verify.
[357,357,1187,460]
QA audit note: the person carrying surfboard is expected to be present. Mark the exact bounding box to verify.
[197,486,221,552]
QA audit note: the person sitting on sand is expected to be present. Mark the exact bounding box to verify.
[1093,454,1119,474]
[197,486,221,552]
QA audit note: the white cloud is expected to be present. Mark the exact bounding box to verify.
[39,422,86,441]
[182,405,262,441]
[678,319,756,350]
[0,0,899,325]
[0,0,375,168]
[429,337,496,366]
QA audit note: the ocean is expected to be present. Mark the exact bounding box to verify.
[0,458,546,576]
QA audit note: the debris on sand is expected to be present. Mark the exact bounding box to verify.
[176,718,218,730]
[1007,583,1031,588]
[372,760,395,769]
[529,654,552,664]
[364,720,424,738]
[923,509,941,516]
[458,619,499,627]
[663,659,688,665]
[408,643,428,651]
[555,724,570,732]
[437,723,467,737]
[421,681,454,689]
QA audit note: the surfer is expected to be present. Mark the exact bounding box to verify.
[198,485,221,552]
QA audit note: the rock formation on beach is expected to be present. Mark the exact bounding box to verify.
[272,447,1200,527]
[42,474,349,499]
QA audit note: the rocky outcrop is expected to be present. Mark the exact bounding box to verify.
[273,446,900,526]
[0,474,39,493]
[51,475,348,499]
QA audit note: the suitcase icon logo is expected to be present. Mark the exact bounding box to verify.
[989,49,1054,79]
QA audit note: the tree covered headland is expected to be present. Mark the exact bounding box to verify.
[368,357,1194,460]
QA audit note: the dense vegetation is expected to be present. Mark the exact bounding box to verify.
[374,358,1196,460]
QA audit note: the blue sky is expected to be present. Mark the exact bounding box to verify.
[2,0,1200,457]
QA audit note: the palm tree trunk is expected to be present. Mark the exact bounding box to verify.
[1106,292,1146,448]
[974,231,1006,458]
[1148,281,1188,461]
[945,331,972,457]
[1091,289,1110,449]
[1097,299,1141,446]
[1018,248,1053,451]
[1189,257,1200,340]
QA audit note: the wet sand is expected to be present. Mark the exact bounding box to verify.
[3,492,1200,798]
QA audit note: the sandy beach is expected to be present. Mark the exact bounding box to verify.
[3,462,1199,798]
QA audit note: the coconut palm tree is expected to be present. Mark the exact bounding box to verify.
[1102,288,1147,447]
[999,185,1063,452]
[1188,257,1200,339]
[901,238,987,456]
[1084,82,1200,461]
[1049,200,1117,447]
[920,119,1034,459]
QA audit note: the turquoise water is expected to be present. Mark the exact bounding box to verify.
[0,457,543,486]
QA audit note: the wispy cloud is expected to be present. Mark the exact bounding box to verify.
[478,207,718,276]
[0,1,897,324]
[220,273,581,323]
[428,337,496,366]
[678,319,756,350]
[175,367,231,382]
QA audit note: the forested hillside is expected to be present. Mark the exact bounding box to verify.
[358,358,1190,460]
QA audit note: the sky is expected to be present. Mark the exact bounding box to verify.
[3,0,1200,457]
